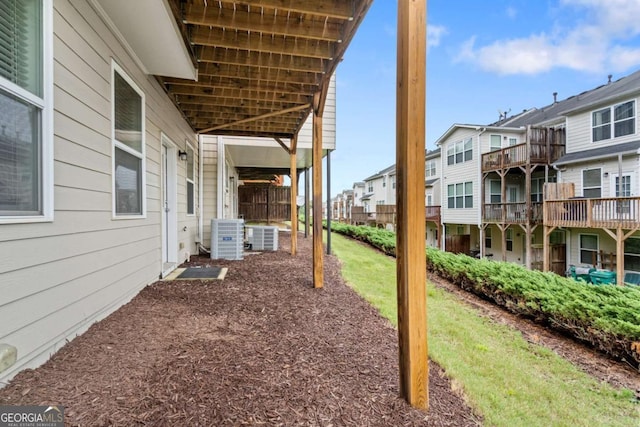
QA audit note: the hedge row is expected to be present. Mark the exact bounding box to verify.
[327,222,640,366]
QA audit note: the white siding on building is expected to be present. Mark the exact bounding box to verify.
[565,96,640,154]
[440,128,480,225]
[559,157,638,198]
[0,0,198,383]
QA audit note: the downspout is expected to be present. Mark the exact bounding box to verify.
[217,135,224,219]
[198,134,204,245]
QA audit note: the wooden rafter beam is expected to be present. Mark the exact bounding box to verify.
[177,102,308,116]
[197,47,326,74]
[190,26,334,59]
[197,103,310,133]
[274,137,291,154]
[168,83,311,104]
[184,5,343,42]
[163,76,318,95]
[175,95,303,109]
[186,111,303,122]
[226,0,355,20]
[197,63,322,85]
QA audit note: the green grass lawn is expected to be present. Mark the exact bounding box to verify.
[329,231,639,427]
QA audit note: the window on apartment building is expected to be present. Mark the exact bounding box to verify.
[376,200,385,205]
[614,174,632,213]
[367,182,373,192]
[530,178,544,202]
[582,168,601,198]
[579,234,598,265]
[506,228,513,251]
[392,176,396,189]
[624,238,640,272]
[485,227,492,248]
[509,137,518,146]
[592,100,635,142]
[186,145,195,215]
[490,135,501,151]
[113,64,145,216]
[447,138,473,165]
[382,176,386,187]
[447,181,473,209]
[0,0,52,220]
[427,194,432,206]
[426,159,436,177]
[490,180,501,203]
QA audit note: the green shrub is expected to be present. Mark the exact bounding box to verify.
[328,222,640,366]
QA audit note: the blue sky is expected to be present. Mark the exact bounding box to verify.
[327,0,640,195]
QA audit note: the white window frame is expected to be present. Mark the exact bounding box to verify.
[579,234,599,266]
[0,0,53,223]
[624,237,640,273]
[447,138,473,165]
[111,61,146,219]
[447,181,473,209]
[186,141,195,216]
[489,180,501,203]
[582,168,602,198]
[426,159,436,177]
[506,228,513,251]
[485,226,492,249]
[490,135,501,151]
[591,99,636,142]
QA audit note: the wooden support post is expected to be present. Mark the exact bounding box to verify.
[312,92,324,289]
[304,168,310,238]
[396,0,428,410]
[616,227,624,286]
[525,165,532,269]
[290,136,298,256]
[326,149,332,255]
[500,224,507,261]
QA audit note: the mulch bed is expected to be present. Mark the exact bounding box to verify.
[0,232,480,426]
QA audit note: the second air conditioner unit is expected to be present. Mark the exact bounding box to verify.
[246,225,279,251]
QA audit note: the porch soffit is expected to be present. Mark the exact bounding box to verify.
[157,0,373,139]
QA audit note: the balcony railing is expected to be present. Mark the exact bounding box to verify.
[481,142,565,171]
[483,202,543,224]
[425,205,441,223]
[545,197,640,228]
[376,205,396,225]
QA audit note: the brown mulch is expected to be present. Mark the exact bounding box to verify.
[0,233,481,426]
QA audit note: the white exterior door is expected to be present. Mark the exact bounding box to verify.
[161,136,178,276]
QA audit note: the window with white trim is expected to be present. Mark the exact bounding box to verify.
[426,159,437,177]
[490,135,501,151]
[186,144,195,215]
[485,227,492,249]
[592,100,635,142]
[113,63,145,216]
[579,234,598,265]
[582,168,601,198]
[0,0,52,220]
[506,228,513,251]
[530,178,544,202]
[367,182,373,193]
[447,181,473,209]
[490,180,501,203]
[624,237,640,273]
[447,138,472,165]
[382,176,386,187]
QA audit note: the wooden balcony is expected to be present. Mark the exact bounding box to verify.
[483,202,543,224]
[481,142,565,172]
[351,206,375,225]
[375,205,396,225]
[545,197,640,228]
[425,205,441,224]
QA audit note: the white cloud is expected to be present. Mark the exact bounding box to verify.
[505,6,518,19]
[457,0,640,75]
[427,25,447,49]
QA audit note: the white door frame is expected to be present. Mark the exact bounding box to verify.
[161,133,179,276]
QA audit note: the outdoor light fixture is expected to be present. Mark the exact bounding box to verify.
[178,150,188,161]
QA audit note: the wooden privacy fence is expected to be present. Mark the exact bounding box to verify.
[238,184,291,223]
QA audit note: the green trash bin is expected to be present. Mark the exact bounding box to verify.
[589,270,616,285]
[569,265,595,283]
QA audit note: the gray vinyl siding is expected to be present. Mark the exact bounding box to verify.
[0,0,198,382]
[440,128,480,225]
[559,157,639,198]
[565,96,640,154]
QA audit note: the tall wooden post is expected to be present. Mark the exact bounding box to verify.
[304,169,310,238]
[312,92,324,289]
[396,0,428,410]
[290,135,298,256]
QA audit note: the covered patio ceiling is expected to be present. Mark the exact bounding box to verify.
[159,0,373,139]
